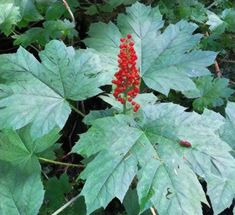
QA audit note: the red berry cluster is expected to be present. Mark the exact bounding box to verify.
[112,34,140,112]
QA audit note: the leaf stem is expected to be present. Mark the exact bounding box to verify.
[52,194,80,215]
[123,93,127,114]
[39,157,83,168]
[62,0,75,25]
[69,103,86,117]
[150,207,158,215]
[123,101,127,114]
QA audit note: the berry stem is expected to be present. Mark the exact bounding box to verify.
[123,94,127,114]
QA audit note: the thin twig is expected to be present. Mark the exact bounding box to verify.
[62,0,75,25]
[52,194,80,215]
[214,61,222,77]
[229,80,235,85]
[220,59,235,64]
[150,207,157,215]
[39,157,84,168]
[206,1,219,9]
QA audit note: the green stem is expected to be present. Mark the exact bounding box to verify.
[123,93,127,114]
[123,101,127,114]
[39,157,83,168]
[69,103,85,117]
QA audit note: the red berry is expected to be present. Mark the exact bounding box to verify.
[128,97,132,102]
[120,38,125,42]
[129,41,134,46]
[127,34,132,39]
[112,34,141,112]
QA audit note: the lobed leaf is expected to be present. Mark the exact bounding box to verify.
[72,102,235,214]
[0,162,44,215]
[183,76,234,112]
[0,40,107,137]
[84,2,217,95]
[0,3,21,35]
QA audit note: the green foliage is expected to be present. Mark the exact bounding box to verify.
[14,19,78,47]
[183,76,234,112]
[0,1,234,215]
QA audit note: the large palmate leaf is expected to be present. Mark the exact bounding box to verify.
[0,40,106,137]
[73,102,235,214]
[0,162,44,215]
[84,2,217,95]
[0,126,60,172]
[0,3,21,35]
[183,76,234,112]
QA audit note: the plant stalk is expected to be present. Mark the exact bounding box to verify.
[52,194,80,215]
[62,0,75,25]
[69,103,86,117]
[39,157,83,168]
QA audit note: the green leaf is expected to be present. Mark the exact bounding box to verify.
[13,27,49,47]
[77,121,141,214]
[84,2,217,95]
[0,126,59,172]
[221,102,235,150]
[44,0,79,20]
[206,172,235,214]
[0,75,70,138]
[85,5,99,15]
[83,21,121,73]
[206,9,235,34]
[44,174,72,211]
[83,108,116,125]
[60,196,87,215]
[206,10,226,34]
[43,19,78,39]
[39,40,105,100]
[0,40,106,137]
[0,162,44,215]
[222,8,235,32]
[183,76,234,112]
[14,19,78,48]
[123,189,151,215]
[123,189,140,215]
[137,158,206,214]
[14,0,43,25]
[73,102,235,215]
[0,3,21,35]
